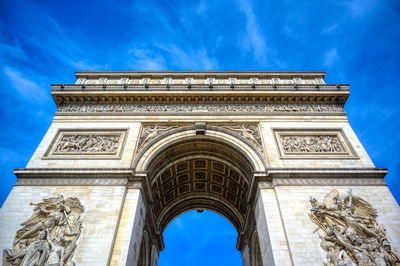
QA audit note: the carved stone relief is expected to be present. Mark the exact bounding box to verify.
[274,129,357,159]
[281,135,345,153]
[57,103,343,113]
[2,195,84,266]
[54,134,120,154]
[220,124,262,149]
[309,189,399,265]
[44,129,127,159]
[138,125,178,150]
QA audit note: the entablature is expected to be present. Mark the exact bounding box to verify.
[51,71,349,107]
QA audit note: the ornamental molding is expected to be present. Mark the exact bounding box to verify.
[3,195,84,266]
[57,103,344,114]
[13,177,387,187]
[15,178,128,186]
[43,129,128,160]
[309,189,399,265]
[52,92,348,108]
[132,123,267,171]
[273,128,358,159]
[137,123,263,153]
[272,178,387,186]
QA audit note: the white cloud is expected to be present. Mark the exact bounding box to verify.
[323,48,339,68]
[155,44,218,70]
[0,38,28,62]
[196,0,208,15]
[342,0,378,18]
[321,23,339,35]
[128,48,167,71]
[237,0,269,61]
[3,67,48,103]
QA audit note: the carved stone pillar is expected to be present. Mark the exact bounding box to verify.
[150,244,160,266]
[110,181,146,266]
[254,181,292,266]
[241,243,250,266]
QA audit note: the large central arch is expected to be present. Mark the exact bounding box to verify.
[132,126,267,264]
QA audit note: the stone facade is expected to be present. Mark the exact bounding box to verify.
[0,71,399,266]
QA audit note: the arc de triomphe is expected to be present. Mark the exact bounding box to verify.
[1,71,399,265]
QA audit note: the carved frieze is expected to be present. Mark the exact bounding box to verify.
[220,124,263,149]
[57,103,343,114]
[44,129,127,159]
[281,135,344,153]
[3,195,84,266]
[138,125,179,150]
[309,189,399,265]
[274,129,357,159]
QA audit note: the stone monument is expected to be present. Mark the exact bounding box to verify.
[0,71,399,265]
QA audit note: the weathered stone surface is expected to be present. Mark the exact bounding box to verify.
[1,71,399,266]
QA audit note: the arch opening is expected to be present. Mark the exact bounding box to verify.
[134,130,265,265]
[159,210,242,266]
[146,137,254,234]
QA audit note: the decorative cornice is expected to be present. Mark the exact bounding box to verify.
[51,85,349,107]
[75,70,326,78]
[266,168,388,179]
[272,177,387,186]
[15,178,128,186]
[13,168,134,179]
[57,103,344,114]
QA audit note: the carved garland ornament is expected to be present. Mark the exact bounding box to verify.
[309,189,399,265]
[58,103,343,113]
[3,195,84,266]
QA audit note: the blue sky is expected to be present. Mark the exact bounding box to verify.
[1,0,399,265]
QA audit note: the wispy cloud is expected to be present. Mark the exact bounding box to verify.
[128,48,166,70]
[237,0,269,61]
[341,0,379,19]
[0,38,28,62]
[156,44,218,70]
[3,67,48,102]
[323,48,339,68]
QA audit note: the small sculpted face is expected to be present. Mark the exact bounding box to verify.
[38,230,46,240]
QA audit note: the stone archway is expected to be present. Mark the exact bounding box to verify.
[131,126,267,265]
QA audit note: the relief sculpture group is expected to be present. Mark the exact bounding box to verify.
[309,189,399,265]
[3,195,84,266]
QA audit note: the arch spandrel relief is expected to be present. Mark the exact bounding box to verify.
[309,189,400,265]
[133,122,267,174]
[3,195,84,266]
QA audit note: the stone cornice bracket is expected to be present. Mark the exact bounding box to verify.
[195,122,206,135]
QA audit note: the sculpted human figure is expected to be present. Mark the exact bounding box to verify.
[44,229,65,266]
[309,189,400,266]
[337,250,356,266]
[5,239,28,265]
[20,229,50,266]
[17,196,70,241]
[224,124,260,145]
[4,195,84,266]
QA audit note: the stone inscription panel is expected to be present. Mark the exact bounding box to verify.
[273,128,358,159]
[43,129,128,160]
